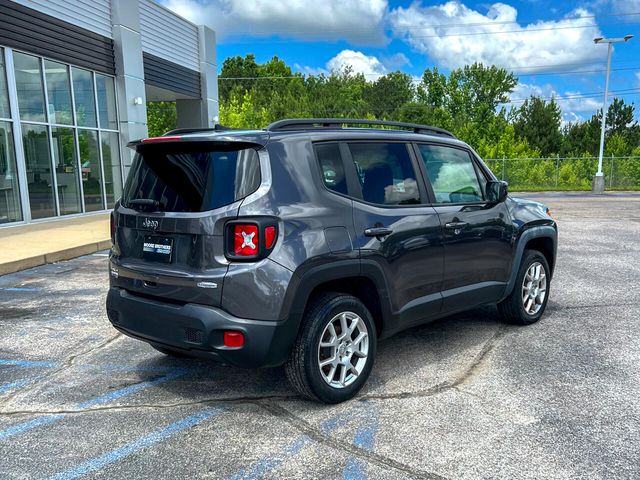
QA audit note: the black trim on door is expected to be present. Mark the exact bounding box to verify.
[0,0,115,74]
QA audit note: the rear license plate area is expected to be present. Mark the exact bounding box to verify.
[143,235,173,263]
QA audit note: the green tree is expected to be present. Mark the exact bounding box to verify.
[512,96,562,156]
[364,71,415,118]
[146,101,176,137]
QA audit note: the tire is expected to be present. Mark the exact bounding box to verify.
[151,344,189,358]
[285,292,377,404]
[498,249,551,325]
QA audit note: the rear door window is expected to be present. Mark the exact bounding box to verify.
[315,143,348,195]
[122,144,260,212]
[417,144,483,204]
[347,142,420,205]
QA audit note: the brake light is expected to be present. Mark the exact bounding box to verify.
[234,224,259,256]
[141,136,182,143]
[265,226,276,249]
[226,220,278,260]
[110,211,116,244]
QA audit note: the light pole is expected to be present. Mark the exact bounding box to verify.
[592,35,633,194]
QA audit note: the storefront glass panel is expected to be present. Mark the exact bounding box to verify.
[78,129,104,211]
[51,126,81,215]
[22,123,55,219]
[0,121,22,223]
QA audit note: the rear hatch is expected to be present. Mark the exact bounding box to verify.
[110,138,263,307]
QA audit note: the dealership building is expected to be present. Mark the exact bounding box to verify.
[0,0,218,226]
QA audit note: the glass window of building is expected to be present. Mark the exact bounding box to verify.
[101,131,122,207]
[51,127,81,215]
[0,121,23,224]
[78,129,104,211]
[44,60,73,125]
[72,67,97,128]
[0,49,10,120]
[22,124,55,219]
[14,52,46,122]
[96,74,118,130]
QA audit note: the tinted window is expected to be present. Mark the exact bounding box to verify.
[418,145,483,204]
[123,145,260,212]
[14,52,46,122]
[348,143,419,205]
[315,143,348,195]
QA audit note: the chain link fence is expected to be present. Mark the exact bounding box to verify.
[484,156,640,191]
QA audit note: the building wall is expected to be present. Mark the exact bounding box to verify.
[139,0,199,72]
[10,0,112,38]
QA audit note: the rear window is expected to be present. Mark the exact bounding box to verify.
[122,144,261,212]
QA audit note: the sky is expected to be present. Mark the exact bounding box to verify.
[157,0,640,122]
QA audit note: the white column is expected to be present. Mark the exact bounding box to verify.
[111,0,148,178]
[176,25,218,129]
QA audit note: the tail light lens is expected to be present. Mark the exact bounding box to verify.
[233,224,259,256]
[110,211,116,244]
[225,219,278,260]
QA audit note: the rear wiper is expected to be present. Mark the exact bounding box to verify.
[127,198,165,211]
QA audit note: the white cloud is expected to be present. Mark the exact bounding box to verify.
[297,50,390,80]
[636,72,640,87]
[326,50,388,79]
[160,0,388,44]
[388,2,604,73]
[609,0,640,17]
[510,83,602,123]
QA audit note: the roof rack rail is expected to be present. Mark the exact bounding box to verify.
[163,124,235,136]
[266,118,456,138]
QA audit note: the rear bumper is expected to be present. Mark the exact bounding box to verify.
[106,287,297,368]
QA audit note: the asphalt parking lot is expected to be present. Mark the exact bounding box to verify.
[1,192,639,480]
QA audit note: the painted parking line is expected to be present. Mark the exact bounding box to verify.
[0,376,42,394]
[48,407,224,480]
[342,401,379,480]
[228,411,353,480]
[0,370,187,441]
[0,359,58,368]
[0,358,189,374]
[1,287,40,292]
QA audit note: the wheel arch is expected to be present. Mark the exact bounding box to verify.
[283,260,392,341]
[502,225,557,301]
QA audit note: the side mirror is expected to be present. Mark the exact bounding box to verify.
[486,180,508,204]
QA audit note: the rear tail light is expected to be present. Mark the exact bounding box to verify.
[110,211,116,244]
[233,224,259,256]
[225,219,278,261]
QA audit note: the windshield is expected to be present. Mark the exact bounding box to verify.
[122,144,261,212]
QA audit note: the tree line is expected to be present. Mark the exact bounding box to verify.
[146,54,640,189]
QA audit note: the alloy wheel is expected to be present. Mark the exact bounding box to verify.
[317,311,369,388]
[522,261,547,315]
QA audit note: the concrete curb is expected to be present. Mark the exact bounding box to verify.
[0,240,111,276]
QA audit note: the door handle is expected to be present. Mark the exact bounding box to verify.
[444,221,468,229]
[364,227,393,238]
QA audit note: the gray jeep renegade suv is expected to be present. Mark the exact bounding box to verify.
[106,118,557,403]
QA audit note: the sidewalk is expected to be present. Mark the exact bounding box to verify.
[0,213,111,275]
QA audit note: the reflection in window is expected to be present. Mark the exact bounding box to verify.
[101,132,122,207]
[51,127,81,215]
[96,74,118,130]
[72,67,97,127]
[78,129,104,211]
[0,122,22,223]
[315,143,347,195]
[23,124,55,219]
[418,145,483,204]
[0,49,10,119]
[14,53,46,122]
[45,61,73,125]
[348,143,420,205]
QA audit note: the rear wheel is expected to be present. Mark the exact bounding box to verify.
[498,250,551,325]
[285,293,377,403]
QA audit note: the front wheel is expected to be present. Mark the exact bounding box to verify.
[285,293,377,403]
[498,250,551,325]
